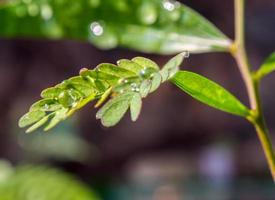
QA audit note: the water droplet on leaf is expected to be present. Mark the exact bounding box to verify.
[90,22,104,36]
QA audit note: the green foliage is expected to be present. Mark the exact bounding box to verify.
[171,71,250,117]
[255,52,275,80]
[19,53,187,133]
[0,164,100,200]
[0,0,231,54]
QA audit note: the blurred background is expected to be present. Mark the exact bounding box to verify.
[0,0,275,199]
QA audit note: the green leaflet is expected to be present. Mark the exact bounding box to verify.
[255,52,275,80]
[96,92,132,127]
[132,57,159,70]
[43,108,68,131]
[0,0,231,54]
[140,80,152,98]
[19,54,178,133]
[130,93,142,121]
[171,71,250,117]
[160,51,187,82]
[19,110,46,128]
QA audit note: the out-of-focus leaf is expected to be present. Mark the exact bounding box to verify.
[0,0,232,54]
[0,164,101,200]
[171,71,250,117]
[255,52,275,80]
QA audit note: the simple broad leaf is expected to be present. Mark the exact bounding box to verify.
[171,71,250,117]
[255,52,275,80]
[0,0,231,54]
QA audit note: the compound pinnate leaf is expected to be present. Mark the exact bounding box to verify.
[19,55,179,133]
[0,0,231,54]
[255,52,275,80]
[171,71,250,117]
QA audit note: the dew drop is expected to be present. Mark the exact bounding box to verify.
[139,69,146,76]
[90,22,104,36]
[79,67,88,74]
[72,102,78,108]
[44,104,50,110]
[131,83,137,88]
[163,0,177,11]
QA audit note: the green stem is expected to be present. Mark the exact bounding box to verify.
[232,0,275,181]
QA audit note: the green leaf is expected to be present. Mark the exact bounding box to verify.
[44,108,68,131]
[19,56,174,133]
[41,87,63,99]
[171,71,250,117]
[140,80,152,98]
[160,52,187,82]
[255,52,275,80]
[132,57,159,70]
[30,99,62,112]
[97,63,136,78]
[19,110,46,128]
[0,0,231,54]
[117,59,144,74]
[150,72,162,92]
[96,92,133,127]
[25,115,51,133]
[130,93,142,121]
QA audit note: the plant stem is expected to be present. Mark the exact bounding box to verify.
[232,0,275,181]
